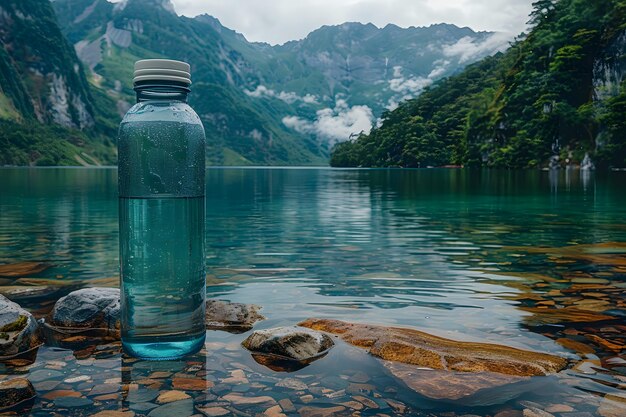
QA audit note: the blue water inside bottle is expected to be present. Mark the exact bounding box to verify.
[119,194,205,359]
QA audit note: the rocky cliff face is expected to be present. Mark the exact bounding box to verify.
[0,0,95,129]
[235,22,507,147]
[593,31,625,102]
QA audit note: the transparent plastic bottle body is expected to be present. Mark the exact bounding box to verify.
[118,93,206,360]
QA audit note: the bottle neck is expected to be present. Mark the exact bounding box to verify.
[134,81,190,103]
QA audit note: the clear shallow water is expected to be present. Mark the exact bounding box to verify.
[1,168,625,416]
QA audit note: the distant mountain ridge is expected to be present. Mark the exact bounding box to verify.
[265,21,492,111]
[0,0,507,165]
[250,21,502,146]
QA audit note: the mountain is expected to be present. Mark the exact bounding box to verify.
[0,0,505,166]
[256,22,495,114]
[330,0,626,169]
[224,21,504,147]
[50,0,326,165]
[0,0,117,165]
[49,0,502,164]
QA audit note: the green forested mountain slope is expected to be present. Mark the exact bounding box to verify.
[331,0,626,169]
[0,0,117,165]
[51,0,501,165]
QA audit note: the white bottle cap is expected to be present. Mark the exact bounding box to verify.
[133,59,191,86]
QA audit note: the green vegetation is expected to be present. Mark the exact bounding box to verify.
[4,0,623,167]
[0,315,27,333]
[222,148,253,166]
[0,92,20,121]
[0,120,115,166]
[331,0,626,169]
[0,0,95,123]
[0,0,117,166]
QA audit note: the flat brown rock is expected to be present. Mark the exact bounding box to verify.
[171,377,213,391]
[42,389,82,400]
[555,338,595,354]
[298,406,346,417]
[0,378,36,409]
[0,262,51,278]
[383,361,526,401]
[156,390,191,404]
[196,407,230,416]
[90,411,136,417]
[221,394,276,405]
[299,319,567,376]
[586,335,623,352]
[519,307,615,325]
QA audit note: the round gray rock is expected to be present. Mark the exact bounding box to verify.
[0,295,40,357]
[49,288,120,331]
[242,326,334,361]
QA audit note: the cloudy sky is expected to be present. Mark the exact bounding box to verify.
[166,0,534,45]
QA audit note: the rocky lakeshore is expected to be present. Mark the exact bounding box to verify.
[0,272,624,417]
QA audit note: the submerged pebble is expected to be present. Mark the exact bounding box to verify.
[0,378,36,409]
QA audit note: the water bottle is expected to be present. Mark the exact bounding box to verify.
[118,59,206,360]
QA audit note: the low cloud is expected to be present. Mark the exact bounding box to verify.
[386,60,450,110]
[283,99,374,145]
[389,74,432,96]
[427,60,450,78]
[245,85,319,104]
[443,32,511,63]
[384,32,509,111]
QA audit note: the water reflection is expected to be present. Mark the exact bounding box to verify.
[2,168,625,346]
[0,168,118,285]
[1,168,626,415]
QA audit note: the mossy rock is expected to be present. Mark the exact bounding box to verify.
[0,315,28,333]
[0,295,41,357]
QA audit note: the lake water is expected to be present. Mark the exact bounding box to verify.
[1,168,625,416]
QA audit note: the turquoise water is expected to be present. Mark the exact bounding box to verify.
[0,168,625,416]
[0,168,624,342]
[119,196,206,360]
